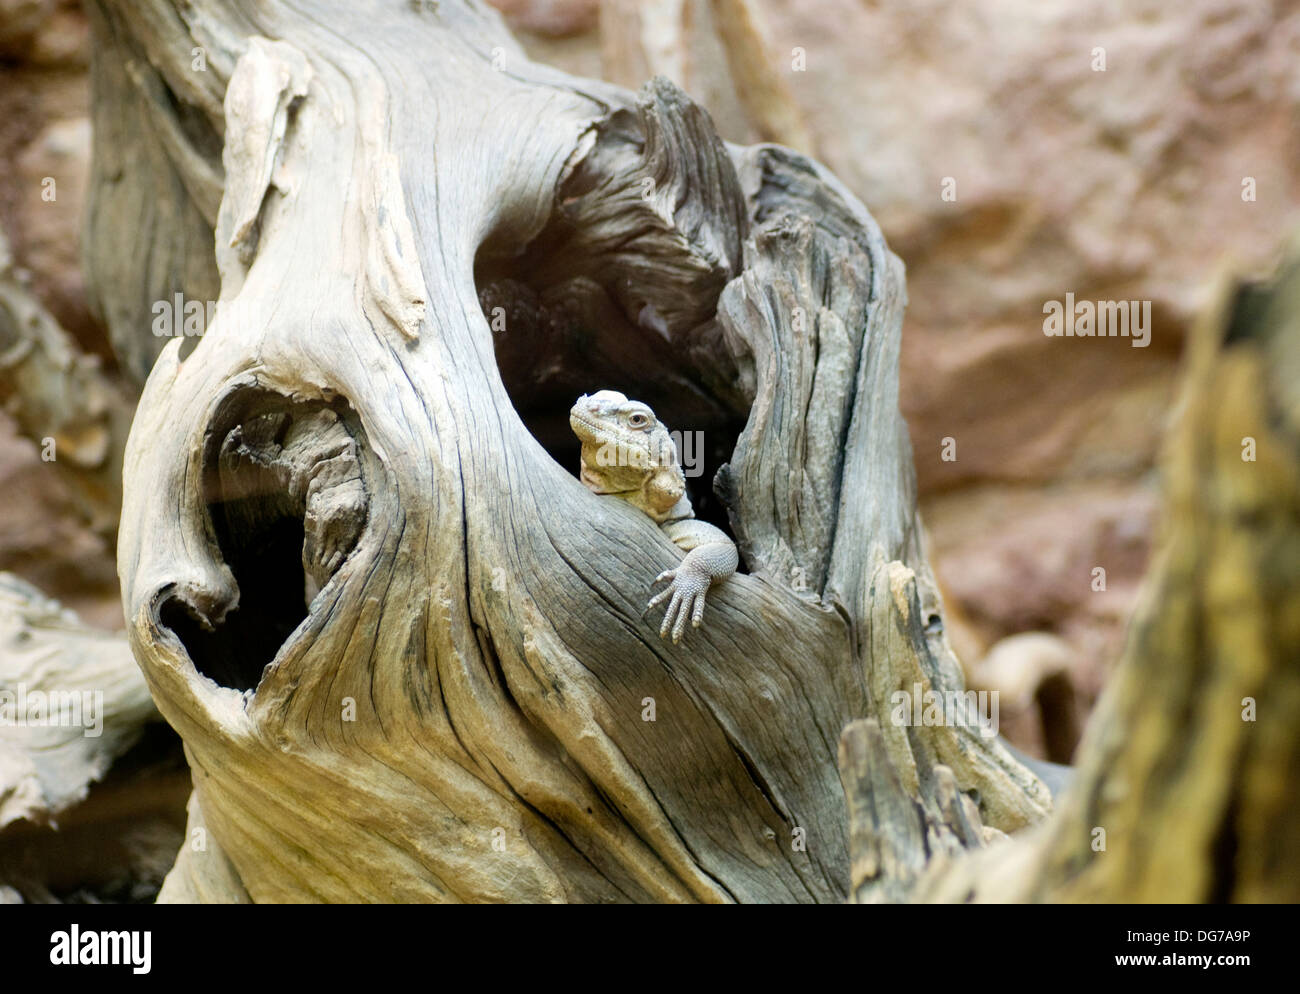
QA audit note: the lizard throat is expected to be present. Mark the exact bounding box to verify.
[580,463,637,495]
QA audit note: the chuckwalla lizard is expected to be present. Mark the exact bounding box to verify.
[569,390,738,642]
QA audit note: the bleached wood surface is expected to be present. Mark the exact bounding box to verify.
[87,0,1049,903]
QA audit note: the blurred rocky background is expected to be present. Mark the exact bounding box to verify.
[1,0,1296,774]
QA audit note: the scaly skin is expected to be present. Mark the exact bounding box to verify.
[569,390,738,642]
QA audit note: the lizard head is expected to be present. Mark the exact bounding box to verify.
[569,390,685,521]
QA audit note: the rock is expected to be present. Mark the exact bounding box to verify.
[923,479,1156,703]
[0,413,121,630]
[14,116,95,354]
[29,4,88,68]
[741,0,1298,492]
[0,4,117,631]
[0,0,56,55]
[0,0,87,67]
[488,0,598,37]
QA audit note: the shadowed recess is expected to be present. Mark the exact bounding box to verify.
[160,389,369,692]
[473,81,755,536]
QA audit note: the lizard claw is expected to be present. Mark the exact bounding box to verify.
[650,568,677,591]
[648,566,710,643]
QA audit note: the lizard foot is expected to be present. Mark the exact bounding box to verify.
[647,565,711,643]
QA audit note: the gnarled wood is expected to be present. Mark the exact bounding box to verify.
[0,573,157,830]
[87,0,1050,903]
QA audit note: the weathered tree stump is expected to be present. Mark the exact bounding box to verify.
[88,0,1051,903]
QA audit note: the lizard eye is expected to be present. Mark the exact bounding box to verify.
[627,412,650,429]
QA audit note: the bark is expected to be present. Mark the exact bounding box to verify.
[87,0,1049,903]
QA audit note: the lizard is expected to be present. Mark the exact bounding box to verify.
[569,390,738,643]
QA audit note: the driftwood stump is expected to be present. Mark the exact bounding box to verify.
[87,0,1053,903]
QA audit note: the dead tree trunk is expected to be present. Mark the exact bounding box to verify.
[87,0,1049,903]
